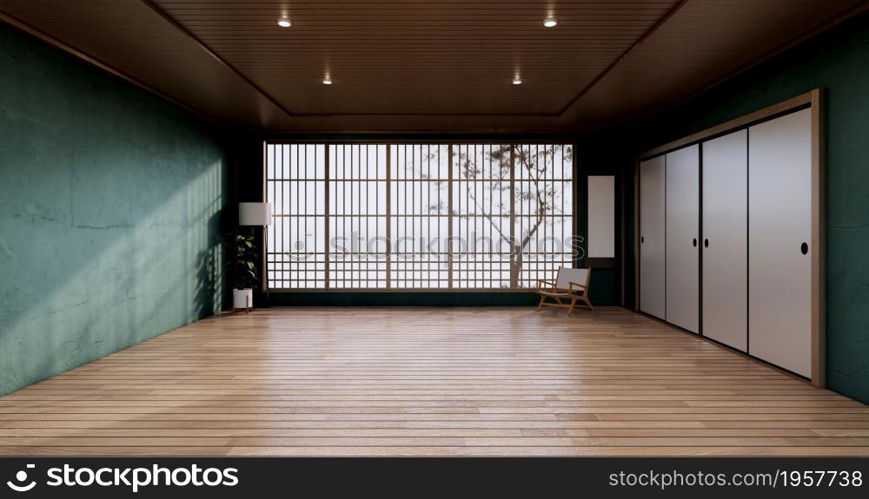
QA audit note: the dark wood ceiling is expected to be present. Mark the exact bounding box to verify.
[1,0,866,133]
[153,0,679,117]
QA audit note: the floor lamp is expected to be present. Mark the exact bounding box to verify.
[238,202,273,310]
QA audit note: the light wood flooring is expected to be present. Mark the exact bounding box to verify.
[1,307,867,456]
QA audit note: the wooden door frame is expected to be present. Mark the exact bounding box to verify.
[632,89,825,387]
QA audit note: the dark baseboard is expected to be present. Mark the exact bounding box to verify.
[266,292,540,307]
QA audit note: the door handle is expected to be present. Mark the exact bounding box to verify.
[704,239,709,248]
[641,236,645,243]
[801,242,809,255]
[692,238,697,247]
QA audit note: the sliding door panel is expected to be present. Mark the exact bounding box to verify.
[702,130,747,351]
[748,109,812,377]
[665,145,700,333]
[639,156,666,319]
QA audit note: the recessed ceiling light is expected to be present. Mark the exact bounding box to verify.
[276,18,292,28]
[322,77,333,85]
[512,77,523,85]
[543,18,558,28]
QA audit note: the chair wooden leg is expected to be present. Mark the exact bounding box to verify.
[537,295,546,311]
[582,296,594,311]
[567,298,576,315]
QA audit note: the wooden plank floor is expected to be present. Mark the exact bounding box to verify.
[1,306,867,457]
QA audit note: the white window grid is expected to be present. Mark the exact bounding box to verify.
[265,142,575,290]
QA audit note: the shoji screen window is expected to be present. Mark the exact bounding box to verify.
[331,144,389,288]
[266,144,327,289]
[391,144,451,289]
[265,142,575,290]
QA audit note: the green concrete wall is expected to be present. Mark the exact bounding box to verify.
[0,24,228,395]
[609,12,869,403]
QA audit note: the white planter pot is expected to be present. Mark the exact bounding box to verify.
[233,288,253,311]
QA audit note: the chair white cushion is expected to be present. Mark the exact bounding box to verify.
[555,267,589,290]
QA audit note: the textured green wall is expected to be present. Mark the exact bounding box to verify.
[0,24,228,395]
[608,12,869,403]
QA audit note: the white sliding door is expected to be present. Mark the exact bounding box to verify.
[639,156,666,319]
[748,109,813,377]
[665,145,700,333]
[702,130,748,351]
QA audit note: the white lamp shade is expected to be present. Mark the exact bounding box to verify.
[239,202,272,226]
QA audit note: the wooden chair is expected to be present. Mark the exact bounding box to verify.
[536,267,593,315]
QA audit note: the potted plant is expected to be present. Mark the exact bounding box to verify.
[229,233,259,312]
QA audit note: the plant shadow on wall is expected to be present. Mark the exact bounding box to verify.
[194,210,228,318]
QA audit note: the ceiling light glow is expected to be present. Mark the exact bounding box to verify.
[323,77,333,85]
[277,18,292,28]
[543,18,558,28]
[512,77,523,85]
